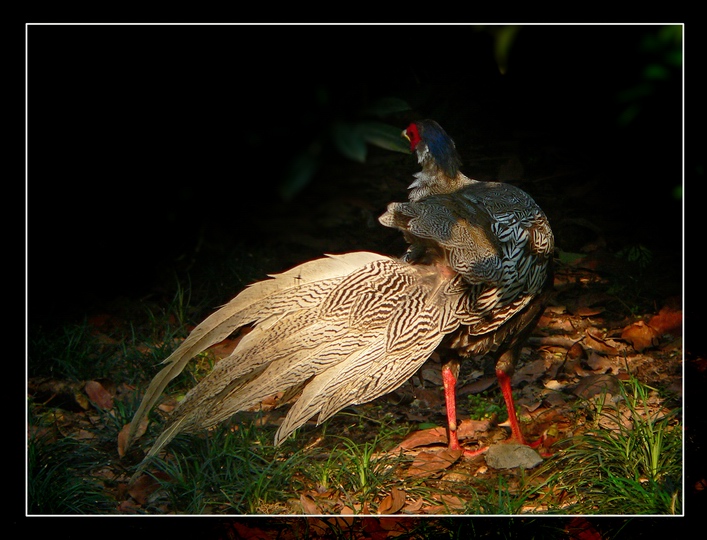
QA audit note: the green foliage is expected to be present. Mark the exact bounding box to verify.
[617,25,682,127]
[279,96,411,200]
[538,377,682,514]
[324,434,403,503]
[466,390,507,422]
[28,321,112,381]
[28,279,195,384]
[479,24,522,75]
[617,244,653,271]
[148,421,306,514]
[27,433,114,514]
[332,120,410,163]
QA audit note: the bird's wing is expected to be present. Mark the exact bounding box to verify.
[129,258,461,478]
[124,251,389,451]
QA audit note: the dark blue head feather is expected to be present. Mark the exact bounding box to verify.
[416,120,462,177]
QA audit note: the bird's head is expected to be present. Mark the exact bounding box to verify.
[403,120,462,179]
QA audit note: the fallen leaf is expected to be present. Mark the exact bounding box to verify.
[585,351,615,372]
[648,307,682,336]
[575,306,605,316]
[117,499,141,514]
[419,366,443,385]
[299,493,321,514]
[406,448,462,477]
[427,494,466,513]
[458,376,496,395]
[84,380,114,410]
[127,473,161,505]
[395,427,447,450]
[208,336,243,359]
[157,397,177,413]
[331,513,355,528]
[512,358,548,385]
[360,517,388,540]
[377,486,406,514]
[621,320,659,352]
[567,342,587,360]
[402,498,425,514]
[118,418,148,457]
[573,373,621,399]
[28,378,90,412]
[584,329,618,355]
[410,387,444,408]
[457,418,492,440]
[307,518,331,537]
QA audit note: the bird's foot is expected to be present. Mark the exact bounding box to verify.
[460,445,489,458]
[447,428,489,458]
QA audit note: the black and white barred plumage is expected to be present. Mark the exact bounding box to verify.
[124,119,554,479]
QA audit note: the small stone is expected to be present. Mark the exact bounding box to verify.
[485,443,543,469]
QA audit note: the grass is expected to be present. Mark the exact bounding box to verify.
[466,389,507,422]
[27,430,114,514]
[26,272,682,516]
[146,422,307,514]
[532,377,682,514]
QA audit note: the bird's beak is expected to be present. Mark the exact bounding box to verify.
[401,129,410,142]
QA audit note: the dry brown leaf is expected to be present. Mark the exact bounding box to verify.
[307,518,331,537]
[621,320,659,352]
[575,306,605,316]
[573,373,621,399]
[456,418,492,439]
[117,499,141,514]
[118,418,148,457]
[565,517,603,540]
[28,378,90,411]
[584,329,618,355]
[567,342,587,360]
[208,336,242,359]
[512,358,548,385]
[299,493,321,514]
[157,397,177,413]
[330,514,355,528]
[458,376,496,395]
[427,493,466,513]
[585,351,615,372]
[406,448,462,478]
[648,307,682,336]
[410,387,445,408]
[84,380,114,410]
[419,366,443,385]
[395,427,447,450]
[127,473,162,505]
[377,487,406,514]
[402,497,425,514]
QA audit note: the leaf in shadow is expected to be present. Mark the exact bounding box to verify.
[406,448,463,478]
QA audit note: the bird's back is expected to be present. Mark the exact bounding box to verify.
[380,177,554,355]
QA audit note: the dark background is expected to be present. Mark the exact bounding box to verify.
[26,23,692,534]
[28,24,684,327]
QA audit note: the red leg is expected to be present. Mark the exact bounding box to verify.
[496,368,542,449]
[496,368,526,445]
[442,362,488,457]
[442,363,461,450]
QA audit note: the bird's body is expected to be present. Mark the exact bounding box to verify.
[125,120,554,475]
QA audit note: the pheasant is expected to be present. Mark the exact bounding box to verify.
[123,119,554,477]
